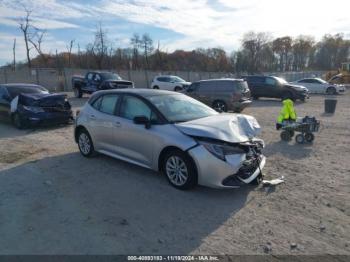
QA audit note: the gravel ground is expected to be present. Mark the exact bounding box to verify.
[0,93,349,255]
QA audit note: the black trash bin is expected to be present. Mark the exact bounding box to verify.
[325,99,337,114]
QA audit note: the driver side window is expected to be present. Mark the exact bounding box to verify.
[120,96,158,122]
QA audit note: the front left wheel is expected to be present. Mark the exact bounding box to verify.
[77,129,95,157]
[162,150,197,190]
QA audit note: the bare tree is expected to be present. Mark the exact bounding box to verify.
[29,29,47,65]
[93,22,108,69]
[18,8,33,68]
[13,38,16,71]
[130,33,141,69]
[140,33,154,69]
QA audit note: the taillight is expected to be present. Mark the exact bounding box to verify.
[76,110,80,117]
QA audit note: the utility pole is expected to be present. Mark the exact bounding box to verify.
[13,38,16,71]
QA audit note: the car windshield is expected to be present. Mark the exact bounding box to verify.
[7,85,49,98]
[148,94,217,123]
[171,76,186,83]
[100,73,122,80]
[274,77,288,84]
[315,78,327,84]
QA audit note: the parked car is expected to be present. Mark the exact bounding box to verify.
[151,75,191,91]
[244,75,309,101]
[182,79,251,113]
[292,78,345,94]
[0,83,72,129]
[74,89,265,190]
[72,71,134,98]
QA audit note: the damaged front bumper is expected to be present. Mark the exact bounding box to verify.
[188,145,266,188]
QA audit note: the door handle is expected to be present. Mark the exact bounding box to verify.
[113,121,121,127]
[89,114,96,119]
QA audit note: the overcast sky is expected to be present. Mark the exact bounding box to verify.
[0,0,349,66]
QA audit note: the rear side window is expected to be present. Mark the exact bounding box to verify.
[234,81,248,92]
[91,96,103,110]
[98,95,119,115]
[200,81,234,92]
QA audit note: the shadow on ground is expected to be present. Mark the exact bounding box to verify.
[264,140,313,159]
[0,152,251,254]
[0,122,72,140]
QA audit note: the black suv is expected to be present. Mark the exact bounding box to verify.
[244,75,309,101]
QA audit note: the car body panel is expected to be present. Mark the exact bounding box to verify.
[75,89,265,189]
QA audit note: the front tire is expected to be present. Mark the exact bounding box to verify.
[162,150,197,190]
[174,86,182,92]
[153,86,159,89]
[77,129,95,157]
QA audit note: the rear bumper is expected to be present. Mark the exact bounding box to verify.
[188,145,265,189]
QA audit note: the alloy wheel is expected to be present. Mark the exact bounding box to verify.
[78,133,91,155]
[165,156,189,186]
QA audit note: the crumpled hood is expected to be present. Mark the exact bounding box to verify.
[175,113,261,143]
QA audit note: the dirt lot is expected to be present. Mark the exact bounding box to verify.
[0,93,349,255]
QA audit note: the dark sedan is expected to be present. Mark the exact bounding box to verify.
[0,83,73,129]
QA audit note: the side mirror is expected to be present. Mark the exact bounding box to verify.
[133,115,151,129]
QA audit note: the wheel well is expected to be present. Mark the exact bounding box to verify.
[74,125,87,143]
[73,82,81,89]
[158,146,196,172]
[153,85,159,89]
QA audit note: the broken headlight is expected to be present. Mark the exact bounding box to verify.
[198,141,246,161]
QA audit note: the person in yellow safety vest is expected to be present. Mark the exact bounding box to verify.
[276,98,297,130]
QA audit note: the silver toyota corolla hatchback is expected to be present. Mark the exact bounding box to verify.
[74,89,266,190]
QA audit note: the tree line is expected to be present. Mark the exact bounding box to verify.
[6,9,350,73]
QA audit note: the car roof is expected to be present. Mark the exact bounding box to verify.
[199,78,245,82]
[91,88,177,98]
[0,83,43,89]
[155,75,179,78]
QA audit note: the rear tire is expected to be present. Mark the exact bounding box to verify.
[74,87,83,98]
[212,100,227,112]
[77,128,95,157]
[162,149,197,190]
